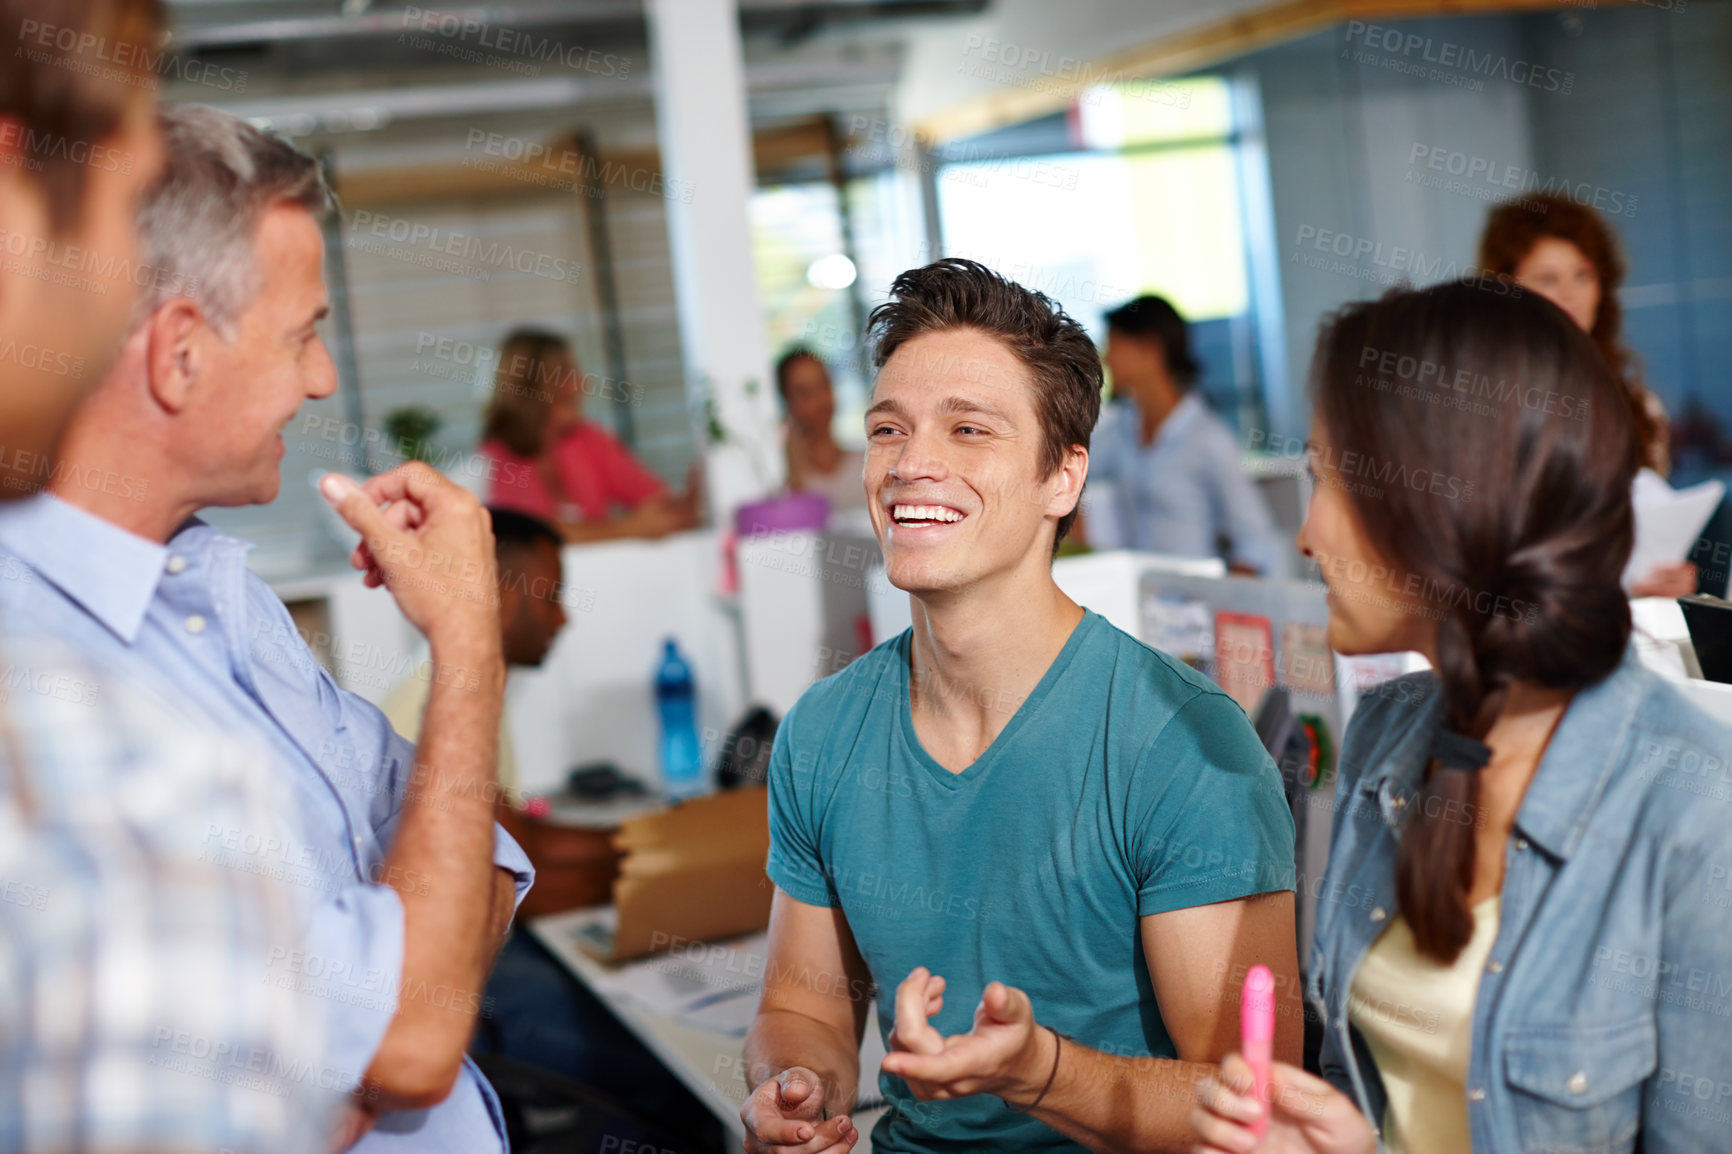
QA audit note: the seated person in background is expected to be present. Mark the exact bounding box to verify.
[382,507,568,803]
[742,259,1300,1154]
[779,347,866,512]
[0,104,532,1153]
[479,329,698,543]
[1085,295,1279,574]
[0,4,327,1147]
[1479,193,1695,598]
[1192,282,1732,1154]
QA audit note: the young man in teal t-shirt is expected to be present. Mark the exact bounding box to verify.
[741,259,1300,1154]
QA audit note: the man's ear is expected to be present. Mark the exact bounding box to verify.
[1046,443,1089,519]
[144,298,209,414]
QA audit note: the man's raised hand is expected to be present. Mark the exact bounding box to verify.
[741,1066,857,1154]
[880,967,1055,1105]
[319,466,500,653]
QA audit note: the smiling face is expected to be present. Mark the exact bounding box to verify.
[864,328,1084,596]
[1514,236,1601,333]
[185,202,335,507]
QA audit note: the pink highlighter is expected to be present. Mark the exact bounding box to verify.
[1241,964,1276,1140]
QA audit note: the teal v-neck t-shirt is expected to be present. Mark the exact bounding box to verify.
[766,610,1297,1153]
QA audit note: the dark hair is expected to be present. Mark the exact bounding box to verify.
[1478,194,1662,474]
[1313,281,1636,963]
[867,258,1102,553]
[0,0,162,233]
[775,346,824,400]
[487,506,562,559]
[1104,295,1200,389]
[482,328,571,457]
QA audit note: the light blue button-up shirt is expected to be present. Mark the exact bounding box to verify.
[0,494,534,1154]
[1089,395,1279,573]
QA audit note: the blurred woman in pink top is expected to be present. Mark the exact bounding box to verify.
[479,329,698,542]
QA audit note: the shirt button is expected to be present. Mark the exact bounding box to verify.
[165,555,187,575]
[1391,795,1407,809]
[1370,906,1387,922]
[1468,1087,1486,1102]
[185,614,207,634]
[1515,837,1530,851]
[1487,959,1503,974]
[1567,1072,1588,1095]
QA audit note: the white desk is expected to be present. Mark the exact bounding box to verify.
[529,907,888,1153]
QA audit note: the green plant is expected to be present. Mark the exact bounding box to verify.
[383,405,443,465]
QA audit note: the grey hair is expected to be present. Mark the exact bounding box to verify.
[135,104,334,334]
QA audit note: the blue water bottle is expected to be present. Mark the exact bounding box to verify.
[654,638,704,799]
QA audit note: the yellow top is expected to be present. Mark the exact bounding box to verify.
[380,670,518,796]
[1347,896,1501,1154]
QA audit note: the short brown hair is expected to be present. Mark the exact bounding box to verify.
[481,328,570,458]
[1478,193,1662,472]
[0,0,162,233]
[867,258,1102,553]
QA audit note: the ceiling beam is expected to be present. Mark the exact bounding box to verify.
[913,0,1633,143]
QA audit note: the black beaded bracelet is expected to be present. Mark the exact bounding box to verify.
[1005,1026,1063,1114]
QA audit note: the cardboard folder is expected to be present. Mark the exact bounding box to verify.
[578,786,774,963]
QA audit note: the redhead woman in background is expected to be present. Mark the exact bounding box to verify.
[1479,193,1694,597]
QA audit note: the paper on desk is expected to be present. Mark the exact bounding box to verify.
[1624,471,1724,588]
[588,931,768,1018]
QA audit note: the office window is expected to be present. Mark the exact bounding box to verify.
[935,75,1264,428]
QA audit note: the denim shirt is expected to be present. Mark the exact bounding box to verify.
[1309,649,1732,1153]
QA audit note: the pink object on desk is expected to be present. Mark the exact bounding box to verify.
[733,492,829,538]
[1242,963,1275,1140]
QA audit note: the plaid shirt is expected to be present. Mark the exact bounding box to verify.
[0,634,331,1152]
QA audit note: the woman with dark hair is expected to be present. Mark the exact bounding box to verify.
[1479,193,1694,597]
[479,328,698,542]
[777,346,865,512]
[1190,282,1732,1154]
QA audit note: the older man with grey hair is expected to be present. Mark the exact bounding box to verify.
[0,103,533,1152]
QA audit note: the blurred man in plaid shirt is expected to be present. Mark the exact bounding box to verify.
[0,0,330,1147]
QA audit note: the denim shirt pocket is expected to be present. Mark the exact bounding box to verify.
[1502,1015,1655,1154]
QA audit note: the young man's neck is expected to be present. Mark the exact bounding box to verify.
[906,556,1084,759]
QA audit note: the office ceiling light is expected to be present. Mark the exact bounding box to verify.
[806,253,856,290]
